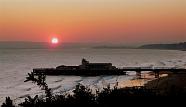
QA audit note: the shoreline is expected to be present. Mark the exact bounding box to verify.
[1,71,186,106]
[118,71,169,88]
[144,71,186,95]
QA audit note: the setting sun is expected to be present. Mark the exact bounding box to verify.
[51,37,59,44]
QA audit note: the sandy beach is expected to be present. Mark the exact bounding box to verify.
[118,71,168,88]
[144,71,186,95]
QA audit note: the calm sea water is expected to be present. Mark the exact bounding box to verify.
[0,48,186,103]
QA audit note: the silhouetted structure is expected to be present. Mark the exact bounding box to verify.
[33,59,125,76]
[33,59,186,77]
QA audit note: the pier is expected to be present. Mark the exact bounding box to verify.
[33,67,186,78]
[120,67,186,78]
[32,59,186,77]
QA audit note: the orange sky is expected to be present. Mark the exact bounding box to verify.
[0,0,185,44]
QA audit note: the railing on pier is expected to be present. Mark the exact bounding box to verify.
[119,67,186,78]
[121,67,179,70]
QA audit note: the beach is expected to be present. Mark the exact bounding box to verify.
[145,71,186,95]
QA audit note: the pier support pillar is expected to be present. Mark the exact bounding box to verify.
[154,71,159,78]
[136,71,141,79]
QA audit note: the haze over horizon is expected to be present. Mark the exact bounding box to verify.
[0,0,186,44]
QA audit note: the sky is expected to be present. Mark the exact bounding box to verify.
[0,0,186,44]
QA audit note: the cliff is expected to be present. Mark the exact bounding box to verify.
[139,42,186,50]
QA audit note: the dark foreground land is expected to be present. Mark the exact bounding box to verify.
[2,72,186,107]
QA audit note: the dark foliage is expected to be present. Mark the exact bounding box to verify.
[2,73,186,107]
[1,97,15,107]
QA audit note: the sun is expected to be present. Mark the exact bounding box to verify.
[51,37,59,44]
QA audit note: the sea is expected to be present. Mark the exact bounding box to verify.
[0,44,186,104]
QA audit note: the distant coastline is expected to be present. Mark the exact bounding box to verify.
[92,46,135,49]
[93,42,186,51]
[138,42,186,51]
[1,41,186,51]
[0,41,100,49]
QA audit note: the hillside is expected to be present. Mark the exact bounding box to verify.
[139,42,186,50]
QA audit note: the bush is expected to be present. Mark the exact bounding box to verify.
[1,97,15,107]
[2,73,186,107]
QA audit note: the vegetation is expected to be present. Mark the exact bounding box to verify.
[1,97,15,107]
[2,72,186,107]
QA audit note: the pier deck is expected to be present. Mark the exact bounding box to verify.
[33,67,186,78]
[120,67,186,78]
